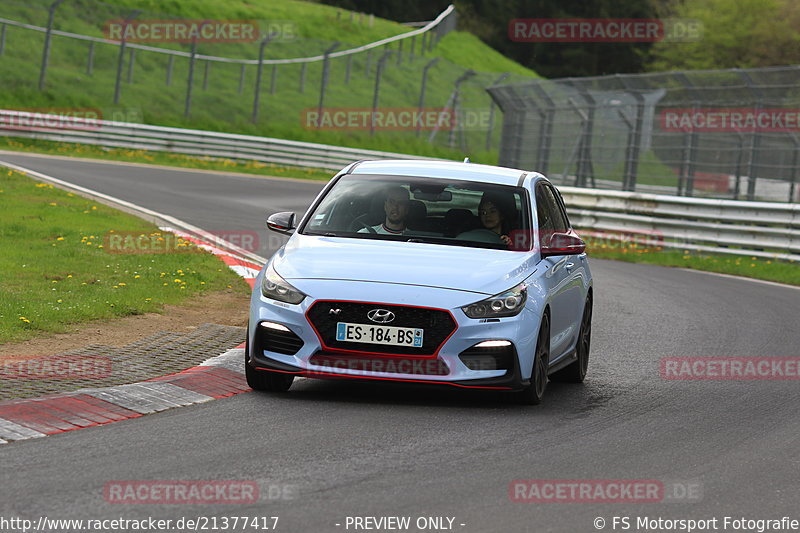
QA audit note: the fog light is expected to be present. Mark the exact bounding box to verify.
[474,340,511,348]
[260,321,290,332]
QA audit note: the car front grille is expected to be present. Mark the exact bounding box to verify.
[306,301,457,356]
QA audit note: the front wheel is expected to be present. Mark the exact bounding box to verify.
[514,313,550,405]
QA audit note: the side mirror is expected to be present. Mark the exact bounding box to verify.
[266,212,296,235]
[541,231,586,258]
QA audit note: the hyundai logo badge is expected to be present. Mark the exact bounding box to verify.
[367,309,395,324]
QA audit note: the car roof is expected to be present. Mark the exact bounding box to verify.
[348,159,547,187]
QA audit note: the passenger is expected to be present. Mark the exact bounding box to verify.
[478,191,516,246]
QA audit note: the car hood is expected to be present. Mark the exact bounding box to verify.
[272,234,536,296]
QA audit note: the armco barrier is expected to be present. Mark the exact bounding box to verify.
[0,109,440,171]
[560,187,800,261]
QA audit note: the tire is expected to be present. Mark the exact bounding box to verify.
[551,296,592,383]
[514,313,550,405]
[244,326,294,392]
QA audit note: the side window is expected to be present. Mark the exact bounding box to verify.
[535,187,555,234]
[542,185,568,233]
[548,185,571,230]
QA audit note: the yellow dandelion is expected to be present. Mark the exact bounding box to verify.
[56,237,64,241]
[134,275,140,278]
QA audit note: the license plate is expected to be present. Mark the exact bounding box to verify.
[336,322,424,347]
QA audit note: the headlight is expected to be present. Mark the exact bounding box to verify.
[462,284,527,318]
[261,263,306,304]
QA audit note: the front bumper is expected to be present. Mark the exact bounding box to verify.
[248,283,540,391]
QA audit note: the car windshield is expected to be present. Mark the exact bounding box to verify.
[301,174,532,251]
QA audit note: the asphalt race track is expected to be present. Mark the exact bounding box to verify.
[2,152,799,532]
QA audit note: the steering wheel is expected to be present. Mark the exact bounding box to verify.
[350,214,378,234]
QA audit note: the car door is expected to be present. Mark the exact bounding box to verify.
[535,183,579,361]
[549,184,587,354]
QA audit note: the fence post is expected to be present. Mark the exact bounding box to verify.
[86,41,94,75]
[789,135,799,203]
[448,71,477,148]
[344,55,352,84]
[565,82,597,188]
[252,32,277,123]
[238,64,245,94]
[184,39,198,117]
[317,42,340,121]
[0,24,6,56]
[409,35,415,62]
[126,48,136,83]
[300,62,307,93]
[166,56,174,86]
[428,69,474,145]
[485,72,510,151]
[202,60,210,90]
[618,77,645,191]
[416,57,440,137]
[739,71,763,201]
[420,33,427,56]
[396,39,403,65]
[270,64,278,94]
[38,0,66,91]
[370,50,393,136]
[531,83,554,175]
[113,9,141,104]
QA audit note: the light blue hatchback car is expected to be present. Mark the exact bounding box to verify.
[246,160,593,404]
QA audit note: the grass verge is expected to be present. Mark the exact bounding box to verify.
[0,168,250,343]
[586,242,800,286]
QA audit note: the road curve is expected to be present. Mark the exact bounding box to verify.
[1,152,799,532]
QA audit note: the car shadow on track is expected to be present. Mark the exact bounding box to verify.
[251,377,615,414]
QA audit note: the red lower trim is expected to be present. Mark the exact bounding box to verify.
[254,367,512,390]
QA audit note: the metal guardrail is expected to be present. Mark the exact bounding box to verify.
[1,108,796,261]
[0,109,439,171]
[0,5,455,65]
[560,187,800,261]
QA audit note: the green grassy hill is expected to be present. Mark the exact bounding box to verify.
[0,0,538,163]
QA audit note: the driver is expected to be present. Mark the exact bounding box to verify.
[359,185,411,235]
